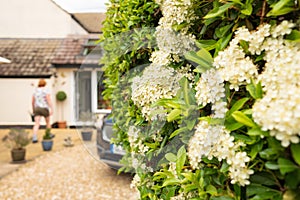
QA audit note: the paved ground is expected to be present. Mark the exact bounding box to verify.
[0,128,138,199]
[0,128,82,178]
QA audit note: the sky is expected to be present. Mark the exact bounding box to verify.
[52,0,109,13]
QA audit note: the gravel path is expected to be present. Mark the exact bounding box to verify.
[0,145,139,200]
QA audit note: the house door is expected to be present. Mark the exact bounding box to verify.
[75,71,92,120]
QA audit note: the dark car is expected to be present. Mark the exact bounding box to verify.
[96,117,125,169]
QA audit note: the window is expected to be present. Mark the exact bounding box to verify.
[82,39,102,56]
[97,71,111,110]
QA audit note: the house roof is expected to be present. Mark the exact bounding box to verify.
[71,13,106,33]
[0,39,62,77]
[52,34,102,66]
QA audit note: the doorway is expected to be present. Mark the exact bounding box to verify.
[75,71,92,120]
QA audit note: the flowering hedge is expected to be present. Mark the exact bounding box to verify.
[101,0,300,199]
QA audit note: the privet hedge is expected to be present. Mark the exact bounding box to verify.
[100,0,300,199]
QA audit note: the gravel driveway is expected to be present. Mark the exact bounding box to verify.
[0,144,139,200]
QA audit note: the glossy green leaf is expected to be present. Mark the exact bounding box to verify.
[227,98,249,116]
[246,80,263,99]
[225,122,244,131]
[169,127,189,139]
[265,161,279,170]
[267,0,295,17]
[185,50,212,72]
[162,178,180,187]
[259,148,280,160]
[278,158,298,175]
[232,111,256,127]
[247,127,269,136]
[249,141,264,159]
[241,3,253,15]
[167,109,182,122]
[195,40,217,51]
[165,153,177,162]
[176,146,186,174]
[286,30,300,42]
[204,3,234,19]
[291,144,300,165]
[206,184,218,195]
[250,172,278,186]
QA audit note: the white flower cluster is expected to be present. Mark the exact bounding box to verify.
[156,0,197,31]
[213,37,258,91]
[150,0,196,65]
[177,64,194,81]
[252,25,300,147]
[150,28,196,65]
[128,126,149,154]
[131,153,154,173]
[130,174,141,189]
[195,68,227,118]
[188,121,253,186]
[170,191,198,200]
[195,69,225,106]
[131,63,186,120]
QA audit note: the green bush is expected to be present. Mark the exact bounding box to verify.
[101,0,300,199]
[56,91,67,101]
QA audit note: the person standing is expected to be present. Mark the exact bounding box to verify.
[32,79,53,143]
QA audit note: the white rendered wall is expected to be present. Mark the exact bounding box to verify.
[0,0,87,38]
[0,78,55,125]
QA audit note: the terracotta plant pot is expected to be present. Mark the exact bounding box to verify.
[11,148,26,162]
[57,121,67,128]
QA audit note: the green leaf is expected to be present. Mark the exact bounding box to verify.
[210,197,234,200]
[165,153,177,162]
[247,127,269,136]
[250,172,278,186]
[215,24,234,38]
[204,3,234,19]
[179,77,196,106]
[196,48,213,64]
[259,148,280,160]
[267,7,294,16]
[285,169,300,189]
[169,127,189,139]
[185,50,212,72]
[227,98,249,116]
[186,118,197,130]
[241,3,253,15]
[220,33,233,50]
[247,183,281,197]
[291,144,300,165]
[167,109,182,122]
[176,146,186,174]
[286,30,300,42]
[220,161,229,173]
[266,0,295,17]
[162,178,180,187]
[234,133,256,144]
[246,80,263,99]
[249,141,263,159]
[278,158,298,175]
[183,184,198,193]
[225,122,244,131]
[232,111,256,127]
[265,161,279,170]
[195,40,217,51]
[206,184,217,195]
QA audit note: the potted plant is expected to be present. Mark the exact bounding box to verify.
[2,128,30,162]
[79,111,95,141]
[41,128,53,151]
[56,90,67,128]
